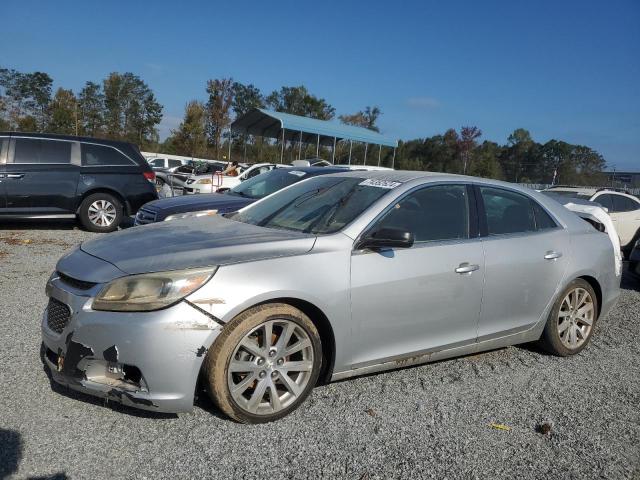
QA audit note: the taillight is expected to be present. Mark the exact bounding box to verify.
[143,171,156,183]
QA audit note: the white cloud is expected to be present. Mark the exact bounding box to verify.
[406,97,440,109]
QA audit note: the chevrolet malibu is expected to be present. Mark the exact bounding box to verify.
[42,171,621,423]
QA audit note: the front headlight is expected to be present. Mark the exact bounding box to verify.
[196,178,212,184]
[164,210,218,221]
[92,267,216,312]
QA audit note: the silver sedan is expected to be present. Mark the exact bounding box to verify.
[41,171,621,423]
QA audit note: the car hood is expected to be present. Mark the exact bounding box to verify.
[143,193,254,217]
[73,215,315,279]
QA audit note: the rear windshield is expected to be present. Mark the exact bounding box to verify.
[543,190,592,200]
[228,169,311,200]
[232,176,395,234]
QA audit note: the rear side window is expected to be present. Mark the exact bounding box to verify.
[81,143,133,166]
[480,187,535,235]
[13,138,71,164]
[532,202,558,230]
[375,184,469,242]
[612,195,640,212]
[594,194,614,211]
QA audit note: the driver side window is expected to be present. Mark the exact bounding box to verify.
[374,184,470,243]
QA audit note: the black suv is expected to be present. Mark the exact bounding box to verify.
[0,132,158,232]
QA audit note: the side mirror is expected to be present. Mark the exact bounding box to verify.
[357,227,414,250]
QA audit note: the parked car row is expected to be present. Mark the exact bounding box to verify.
[42,169,623,424]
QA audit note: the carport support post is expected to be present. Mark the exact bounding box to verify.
[280,128,285,164]
[298,131,303,160]
[316,134,320,158]
[332,137,336,163]
[364,143,368,165]
[392,147,396,168]
[378,144,382,166]
[348,140,353,165]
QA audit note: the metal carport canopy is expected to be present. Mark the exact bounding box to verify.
[231,108,398,147]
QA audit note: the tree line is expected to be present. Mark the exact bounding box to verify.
[0,68,162,147]
[0,67,607,185]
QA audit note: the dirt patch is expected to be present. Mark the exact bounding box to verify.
[0,233,73,248]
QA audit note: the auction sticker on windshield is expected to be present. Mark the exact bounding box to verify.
[359,179,402,189]
[288,171,306,177]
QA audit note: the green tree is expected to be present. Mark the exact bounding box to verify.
[231,82,264,117]
[205,78,234,158]
[503,128,534,182]
[103,72,162,147]
[266,85,335,120]
[169,100,208,157]
[47,88,77,134]
[78,81,104,136]
[0,68,52,130]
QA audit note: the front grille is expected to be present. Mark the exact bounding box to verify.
[135,207,157,225]
[57,271,96,290]
[47,298,71,334]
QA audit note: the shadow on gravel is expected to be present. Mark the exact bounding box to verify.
[0,219,78,231]
[621,269,640,292]
[0,429,21,479]
[39,345,178,420]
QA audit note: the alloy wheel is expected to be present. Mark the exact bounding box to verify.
[87,200,117,227]
[557,287,594,349]
[227,319,314,415]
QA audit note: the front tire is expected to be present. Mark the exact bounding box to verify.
[539,279,598,356]
[203,303,322,423]
[78,193,123,233]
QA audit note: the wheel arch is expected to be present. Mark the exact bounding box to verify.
[577,275,603,318]
[249,297,336,385]
[76,188,130,215]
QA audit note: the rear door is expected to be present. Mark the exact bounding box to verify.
[476,186,570,339]
[5,136,79,215]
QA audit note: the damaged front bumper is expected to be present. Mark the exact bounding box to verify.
[41,274,223,413]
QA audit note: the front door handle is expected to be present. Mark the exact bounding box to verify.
[544,251,563,260]
[455,263,480,274]
[6,173,24,179]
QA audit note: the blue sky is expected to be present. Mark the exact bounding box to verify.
[2,0,639,170]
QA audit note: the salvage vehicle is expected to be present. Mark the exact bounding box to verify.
[155,160,226,192]
[543,186,640,252]
[183,162,280,194]
[42,171,621,423]
[135,166,347,224]
[0,132,157,232]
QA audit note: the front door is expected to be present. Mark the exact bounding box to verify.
[5,137,79,215]
[0,136,8,209]
[350,184,485,368]
[475,186,570,339]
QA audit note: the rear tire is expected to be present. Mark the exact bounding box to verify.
[203,303,322,423]
[78,192,123,233]
[539,278,598,356]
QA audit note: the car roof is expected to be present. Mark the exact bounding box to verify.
[0,131,137,149]
[322,169,468,183]
[544,186,597,194]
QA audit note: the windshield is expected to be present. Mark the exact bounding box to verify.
[233,176,395,234]
[228,169,309,199]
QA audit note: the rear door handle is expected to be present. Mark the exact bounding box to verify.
[6,173,24,179]
[455,263,480,274]
[544,251,563,260]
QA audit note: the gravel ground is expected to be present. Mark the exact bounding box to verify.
[1,222,639,480]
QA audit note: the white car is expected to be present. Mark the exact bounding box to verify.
[183,163,282,194]
[544,187,640,249]
[147,157,189,170]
